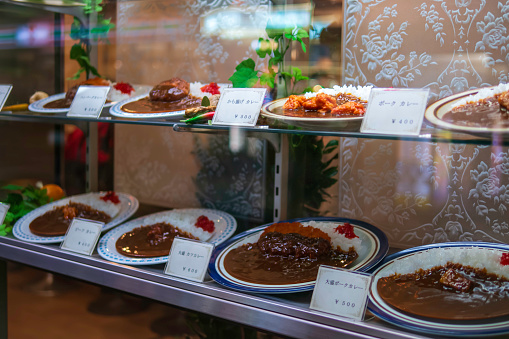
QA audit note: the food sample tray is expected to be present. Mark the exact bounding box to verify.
[0,235,426,339]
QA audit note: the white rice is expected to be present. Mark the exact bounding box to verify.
[139,210,214,241]
[107,84,152,103]
[452,83,509,108]
[189,82,231,98]
[49,193,121,219]
[301,221,362,252]
[377,247,509,280]
[303,85,372,101]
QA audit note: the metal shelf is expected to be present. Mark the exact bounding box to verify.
[0,109,506,146]
[0,235,427,339]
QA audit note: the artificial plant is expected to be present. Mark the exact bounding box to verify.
[69,0,115,79]
[228,25,340,218]
[229,26,311,98]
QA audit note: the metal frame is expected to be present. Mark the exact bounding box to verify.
[0,236,425,339]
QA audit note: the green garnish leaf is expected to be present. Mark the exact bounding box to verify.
[229,67,259,88]
[260,72,275,88]
[201,96,210,106]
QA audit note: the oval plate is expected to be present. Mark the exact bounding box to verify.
[368,242,509,337]
[97,208,237,265]
[12,192,139,244]
[28,92,116,114]
[261,98,364,130]
[424,86,509,135]
[109,83,231,119]
[209,217,388,294]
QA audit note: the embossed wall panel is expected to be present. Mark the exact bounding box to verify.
[114,0,271,222]
[343,0,509,102]
[341,0,509,248]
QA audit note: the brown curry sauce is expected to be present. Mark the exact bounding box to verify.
[377,263,509,320]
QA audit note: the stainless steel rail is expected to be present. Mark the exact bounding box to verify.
[0,236,426,339]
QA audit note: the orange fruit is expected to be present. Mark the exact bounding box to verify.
[42,184,65,200]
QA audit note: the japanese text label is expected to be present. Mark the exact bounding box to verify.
[310,265,372,321]
[360,88,429,136]
[164,237,214,282]
[61,218,103,255]
[212,88,266,126]
[67,85,110,118]
[0,85,13,111]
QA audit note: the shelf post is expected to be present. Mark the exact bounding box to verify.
[274,134,289,221]
[84,122,98,192]
[0,260,6,338]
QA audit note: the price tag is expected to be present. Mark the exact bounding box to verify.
[212,88,266,126]
[0,85,13,111]
[0,203,10,226]
[60,218,103,256]
[67,85,110,118]
[164,237,214,282]
[360,88,429,135]
[310,266,372,321]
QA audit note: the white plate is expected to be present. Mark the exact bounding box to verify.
[97,208,237,265]
[261,98,364,130]
[109,83,231,119]
[209,217,388,293]
[425,87,509,135]
[12,192,139,244]
[28,93,69,113]
[28,86,143,114]
[369,242,509,337]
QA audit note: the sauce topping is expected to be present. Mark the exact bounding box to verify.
[121,96,201,114]
[116,222,198,257]
[280,93,367,118]
[29,202,111,236]
[442,96,509,128]
[377,263,509,320]
[223,231,358,285]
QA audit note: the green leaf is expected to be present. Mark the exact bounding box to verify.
[325,140,339,149]
[300,86,314,94]
[70,44,86,60]
[256,38,271,58]
[322,167,338,177]
[2,184,24,191]
[295,28,309,39]
[235,58,256,71]
[69,68,85,80]
[297,38,307,53]
[228,67,259,88]
[201,96,210,106]
[260,72,275,88]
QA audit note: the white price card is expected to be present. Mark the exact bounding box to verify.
[0,85,13,111]
[61,218,103,256]
[0,203,10,226]
[212,88,266,126]
[67,85,110,118]
[360,88,429,136]
[310,266,372,321]
[164,237,215,282]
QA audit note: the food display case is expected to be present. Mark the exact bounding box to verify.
[1,0,509,338]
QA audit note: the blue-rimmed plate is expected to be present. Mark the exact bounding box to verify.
[97,208,237,265]
[368,242,509,337]
[209,217,388,294]
[28,93,117,114]
[12,192,139,244]
[109,94,187,119]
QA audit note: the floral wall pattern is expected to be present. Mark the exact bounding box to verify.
[339,139,509,248]
[341,0,509,248]
[344,0,509,102]
[114,0,271,222]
